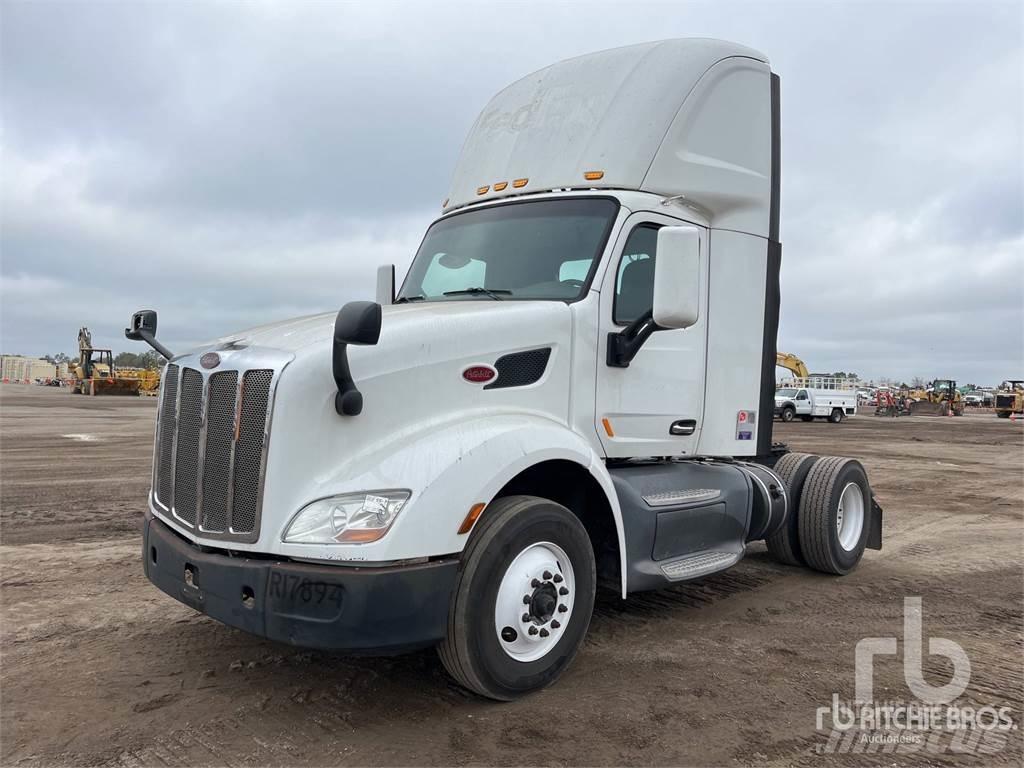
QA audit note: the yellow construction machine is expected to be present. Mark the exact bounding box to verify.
[908,379,964,416]
[776,352,810,380]
[994,380,1024,419]
[71,327,143,396]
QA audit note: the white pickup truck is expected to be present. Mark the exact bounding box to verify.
[127,39,882,700]
[775,386,858,423]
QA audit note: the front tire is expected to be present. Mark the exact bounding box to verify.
[798,456,871,575]
[437,495,596,700]
[780,406,795,422]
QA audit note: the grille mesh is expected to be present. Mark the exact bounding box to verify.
[155,364,179,507]
[231,370,273,533]
[173,368,204,526]
[484,348,552,390]
[199,371,238,532]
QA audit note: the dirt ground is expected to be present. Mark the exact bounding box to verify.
[2,385,1022,766]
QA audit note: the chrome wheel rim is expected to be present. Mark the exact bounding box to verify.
[494,541,574,662]
[836,482,865,551]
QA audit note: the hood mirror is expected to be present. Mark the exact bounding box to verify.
[124,309,174,360]
[333,301,382,416]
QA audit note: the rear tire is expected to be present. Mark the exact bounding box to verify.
[829,409,843,423]
[765,452,817,567]
[437,495,596,700]
[798,456,870,575]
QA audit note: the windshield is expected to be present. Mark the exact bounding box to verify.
[397,198,619,303]
[776,388,798,397]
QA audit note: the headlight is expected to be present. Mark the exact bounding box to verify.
[283,490,410,544]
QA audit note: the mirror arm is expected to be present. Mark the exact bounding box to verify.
[124,326,174,360]
[332,339,363,416]
[606,310,661,368]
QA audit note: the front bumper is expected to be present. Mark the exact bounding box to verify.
[143,513,459,653]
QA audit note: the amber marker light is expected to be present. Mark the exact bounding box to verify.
[493,181,508,191]
[512,178,528,188]
[584,170,605,181]
[477,185,490,195]
[458,503,486,534]
[602,418,615,437]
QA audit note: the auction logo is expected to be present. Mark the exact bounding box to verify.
[815,597,1016,756]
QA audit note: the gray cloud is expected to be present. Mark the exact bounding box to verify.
[2,1,1021,384]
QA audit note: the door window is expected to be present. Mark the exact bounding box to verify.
[613,225,659,325]
[797,390,808,401]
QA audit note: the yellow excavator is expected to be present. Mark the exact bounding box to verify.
[908,379,964,416]
[71,327,143,396]
[776,352,810,380]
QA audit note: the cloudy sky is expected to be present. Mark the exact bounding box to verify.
[2,1,1021,384]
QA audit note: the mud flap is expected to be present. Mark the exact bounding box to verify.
[867,494,883,550]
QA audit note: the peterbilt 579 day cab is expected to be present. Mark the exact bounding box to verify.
[128,39,882,700]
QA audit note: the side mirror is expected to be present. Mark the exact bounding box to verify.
[333,301,382,416]
[376,264,395,306]
[606,225,701,368]
[124,309,174,360]
[652,226,700,329]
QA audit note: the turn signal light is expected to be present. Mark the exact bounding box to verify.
[512,178,528,188]
[458,503,486,534]
[493,181,508,191]
[584,170,604,181]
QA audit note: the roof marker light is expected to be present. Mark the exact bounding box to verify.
[442,198,449,207]
[477,185,489,195]
[493,181,508,191]
[512,178,528,188]
[584,170,605,181]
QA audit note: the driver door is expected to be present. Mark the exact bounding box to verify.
[595,212,708,458]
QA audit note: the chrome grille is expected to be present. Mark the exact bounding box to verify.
[173,368,204,527]
[199,371,238,532]
[155,364,178,508]
[231,370,273,534]
[152,359,279,543]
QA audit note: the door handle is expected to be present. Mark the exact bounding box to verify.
[670,419,697,436]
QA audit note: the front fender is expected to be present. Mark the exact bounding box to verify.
[274,413,627,594]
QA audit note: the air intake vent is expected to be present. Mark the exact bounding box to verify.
[485,347,552,390]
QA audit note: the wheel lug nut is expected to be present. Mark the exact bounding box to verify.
[531,578,541,588]
[523,595,531,604]
[522,613,531,622]
[558,604,567,613]
[551,620,560,629]
[539,628,550,638]
[528,625,539,636]
[559,586,569,595]
[543,571,552,580]
[553,574,563,583]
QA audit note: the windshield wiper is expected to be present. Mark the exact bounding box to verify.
[443,287,512,301]
[394,294,426,304]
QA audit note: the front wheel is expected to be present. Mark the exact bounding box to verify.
[437,495,596,700]
[780,407,795,422]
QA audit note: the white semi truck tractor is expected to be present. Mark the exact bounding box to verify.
[128,39,882,700]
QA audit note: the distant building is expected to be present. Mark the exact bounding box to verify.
[1,355,58,383]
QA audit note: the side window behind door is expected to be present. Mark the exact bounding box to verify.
[613,225,659,325]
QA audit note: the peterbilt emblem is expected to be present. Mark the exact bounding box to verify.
[200,352,221,369]
[462,365,497,384]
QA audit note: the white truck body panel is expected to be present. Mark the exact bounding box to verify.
[445,39,772,238]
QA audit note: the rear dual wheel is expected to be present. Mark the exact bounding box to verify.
[766,454,870,575]
[438,495,596,700]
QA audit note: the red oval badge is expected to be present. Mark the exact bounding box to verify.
[462,365,496,384]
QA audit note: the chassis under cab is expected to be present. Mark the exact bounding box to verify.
[131,39,883,700]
